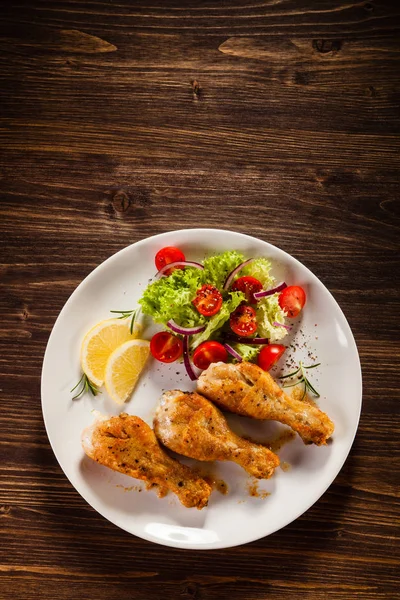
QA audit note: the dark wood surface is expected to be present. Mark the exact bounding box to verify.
[1,1,399,599]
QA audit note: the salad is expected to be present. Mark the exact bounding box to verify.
[139,246,306,381]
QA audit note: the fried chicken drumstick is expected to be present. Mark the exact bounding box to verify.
[154,391,280,479]
[82,413,211,509]
[197,362,334,445]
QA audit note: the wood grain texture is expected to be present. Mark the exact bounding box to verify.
[0,0,399,599]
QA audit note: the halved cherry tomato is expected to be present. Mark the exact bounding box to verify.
[258,344,286,371]
[150,331,183,363]
[230,305,257,337]
[279,285,306,318]
[232,276,263,304]
[193,341,228,370]
[192,284,223,317]
[155,246,185,275]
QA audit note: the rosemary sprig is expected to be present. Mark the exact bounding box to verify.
[279,366,301,380]
[110,308,138,335]
[279,361,321,401]
[70,373,100,400]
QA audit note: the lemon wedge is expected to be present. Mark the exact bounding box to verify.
[80,318,141,387]
[104,339,150,405]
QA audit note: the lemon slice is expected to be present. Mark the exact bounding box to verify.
[80,318,141,387]
[104,339,150,405]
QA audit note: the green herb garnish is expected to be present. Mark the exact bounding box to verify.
[279,361,321,401]
[110,309,138,335]
[70,373,100,400]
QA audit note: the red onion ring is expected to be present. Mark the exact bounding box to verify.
[223,343,243,362]
[223,258,254,290]
[167,320,206,336]
[155,261,204,279]
[183,336,198,381]
[273,321,292,331]
[223,333,270,345]
[253,282,287,299]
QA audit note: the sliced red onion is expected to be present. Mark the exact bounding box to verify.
[223,343,243,362]
[253,281,287,299]
[183,336,198,381]
[223,333,270,345]
[273,321,292,331]
[167,319,205,336]
[156,261,204,279]
[223,258,254,290]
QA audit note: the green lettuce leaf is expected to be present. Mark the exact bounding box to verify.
[202,250,245,289]
[256,295,288,341]
[241,257,288,342]
[240,257,274,288]
[139,266,205,328]
[231,343,260,362]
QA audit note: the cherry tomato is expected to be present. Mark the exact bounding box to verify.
[279,285,306,318]
[230,305,257,336]
[258,344,286,371]
[192,284,223,317]
[232,276,263,303]
[155,246,185,275]
[192,341,228,370]
[150,331,183,363]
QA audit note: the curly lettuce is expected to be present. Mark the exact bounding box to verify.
[139,266,205,328]
[240,257,274,288]
[256,295,288,342]
[202,250,245,289]
[231,343,260,362]
[138,250,245,329]
[238,256,288,342]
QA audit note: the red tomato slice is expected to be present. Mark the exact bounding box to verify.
[279,285,306,318]
[155,246,185,275]
[257,344,286,371]
[232,276,263,303]
[192,285,223,317]
[192,341,228,370]
[229,305,257,336]
[150,331,183,363]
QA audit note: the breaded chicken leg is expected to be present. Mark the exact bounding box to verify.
[197,362,334,445]
[154,391,280,479]
[82,412,211,509]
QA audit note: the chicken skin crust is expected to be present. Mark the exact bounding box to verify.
[197,362,334,446]
[154,390,280,479]
[82,413,211,509]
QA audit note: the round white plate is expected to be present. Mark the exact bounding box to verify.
[41,228,362,550]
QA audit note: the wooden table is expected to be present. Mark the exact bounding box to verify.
[1,1,399,599]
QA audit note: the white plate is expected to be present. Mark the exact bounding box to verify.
[41,228,362,549]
